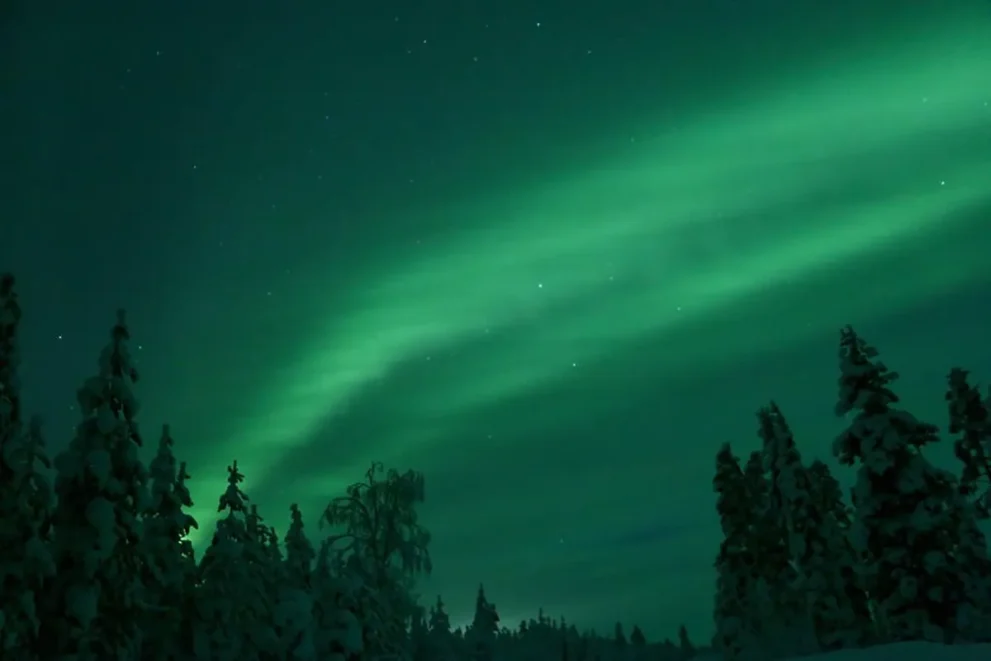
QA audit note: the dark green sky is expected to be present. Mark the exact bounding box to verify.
[4,0,991,642]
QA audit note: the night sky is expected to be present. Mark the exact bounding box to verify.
[4,0,991,643]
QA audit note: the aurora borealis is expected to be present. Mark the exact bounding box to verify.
[5,0,991,642]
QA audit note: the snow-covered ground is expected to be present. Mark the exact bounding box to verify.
[811,642,991,661]
[692,642,991,661]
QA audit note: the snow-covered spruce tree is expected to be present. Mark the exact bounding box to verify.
[756,405,807,633]
[321,461,433,660]
[741,443,813,658]
[43,309,151,661]
[140,424,198,661]
[758,403,873,651]
[612,622,630,661]
[712,442,758,660]
[311,537,364,661]
[832,326,977,643]
[677,624,695,660]
[244,503,282,658]
[193,461,276,661]
[276,503,318,661]
[469,584,500,661]
[806,460,851,530]
[576,630,593,661]
[628,625,647,661]
[808,459,874,640]
[0,273,56,656]
[426,595,456,661]
[945,368,991,639]
[947,368,991,514]
[409,605,430,661]
[806,455,875,624]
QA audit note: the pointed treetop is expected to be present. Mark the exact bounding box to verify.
[429,594,452,634]
[835,325,900,417]
[714,443,743,481]
[946,367,991,510]
[149,424,179,503]
[678,624,695,655]
[100,308,139,383]
[175,461,194,508]
[757,401,796,455]
[284,502,315,580]
[833,328,940,466]
[947,368,990,435]
[218,460,248,514]
[614,622,627,646]
[76,308,143,447]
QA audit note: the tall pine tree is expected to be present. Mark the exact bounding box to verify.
[758,402,872,650]
[46,309,151,661]
[193,461,275,661]
[0,274,55,656]
[426,595,456,661]
[832,326,976,643]
[712,443,758,660]
[947,368,991,515]
[141,424,198,661]
[470,584,500,661]
[277,503,318,661]
[945,368,991,639]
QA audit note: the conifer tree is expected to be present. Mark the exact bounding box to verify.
[806,454,874,629]
[629,625,647,661]
[426,595,456,661]
[428,595,452,634]
[945,368,991,639]
[806,460,851,530]
[743,444,809,654]
[712,443,756,660]
[758,403,872,650]
[0,274,56,655]
[410,605,430,661]
[243,503,281,659]
[311,538,364,661]
[612,622,629,661]
[277,503,318,661]
[576,630,592,661]
[141,424,198,661]
[470,584,500,661]
[283,503,315,587]
[45,309,150,661]
[193,461,274,661]
[677,624,696,660]
[832,326,976,643]
[743,437,805,654]
[613,623,626,648]
[947,368,991,515]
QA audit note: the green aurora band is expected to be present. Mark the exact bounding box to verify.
[180,16,990,567]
